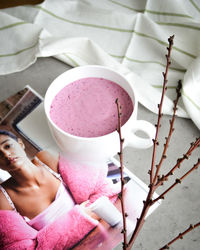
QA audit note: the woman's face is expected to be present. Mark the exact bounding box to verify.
[0,135,27,171]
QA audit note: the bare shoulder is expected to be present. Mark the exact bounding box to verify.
[35,150,59,173]
[0,183,13,210]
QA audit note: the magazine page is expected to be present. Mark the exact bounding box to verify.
[0,86,44,182]
[0,86,160,249]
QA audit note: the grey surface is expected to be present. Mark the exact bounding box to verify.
[0,57,199,250]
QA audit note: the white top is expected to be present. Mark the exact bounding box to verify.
[0,157,75,230]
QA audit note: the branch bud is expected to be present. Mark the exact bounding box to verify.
[118,192,122,199]
[168,35,174,43]
[121,229,127,234]
[175,178,181,184]
[179,233,183,239]
[190,224,194,229]
[163,245,169,249]
[148,183,152,188]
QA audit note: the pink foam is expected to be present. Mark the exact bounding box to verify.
[50,77,133,137]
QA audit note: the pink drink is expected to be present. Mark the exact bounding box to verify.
[50,77,133,138]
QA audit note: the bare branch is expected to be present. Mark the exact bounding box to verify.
[127,35,175,250]
[156,137,200,187]
[159,222,200,250]
[116,98,128,249]
[152,159,200,204]
[153,80,182,185]
[116,35,199,250]
[150,35,174,185]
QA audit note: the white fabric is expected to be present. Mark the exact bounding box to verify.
[182,57,200,130]
[0,0,200,129]
[27,182,75,230]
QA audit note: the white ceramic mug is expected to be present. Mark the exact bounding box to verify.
[44,65,155,166]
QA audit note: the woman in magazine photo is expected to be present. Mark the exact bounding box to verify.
[0,129,121,250]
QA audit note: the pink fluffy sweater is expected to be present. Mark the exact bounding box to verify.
[0,156,121,249]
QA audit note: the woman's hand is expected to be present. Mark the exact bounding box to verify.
[80,201,100,221]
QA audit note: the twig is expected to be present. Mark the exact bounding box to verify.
[153,80,182,185]
[159,222,200,249]
[150,35,174,185]
[116,98,128,250]
[156,137,200,187]
[116,34,199,250]
[126,192,152,250]
[126,35,175,250]
[152,159,200,204]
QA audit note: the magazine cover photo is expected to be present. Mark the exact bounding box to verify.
[0,86,159,249]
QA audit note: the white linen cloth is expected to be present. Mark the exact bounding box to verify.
[0,0,200,129]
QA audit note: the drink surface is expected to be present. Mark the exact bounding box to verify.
[50,77,133,138]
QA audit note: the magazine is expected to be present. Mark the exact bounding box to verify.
[0,86,161,249]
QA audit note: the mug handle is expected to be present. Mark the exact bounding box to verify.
[125,120,156,149]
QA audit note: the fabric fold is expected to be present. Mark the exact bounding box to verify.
[0,0,199,128]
